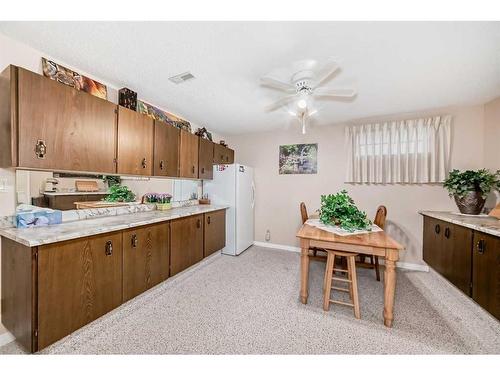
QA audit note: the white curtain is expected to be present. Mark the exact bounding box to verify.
[345,115,452,184]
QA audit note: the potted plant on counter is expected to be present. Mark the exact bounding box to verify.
[143,193,172,210]
[443,169,500,215]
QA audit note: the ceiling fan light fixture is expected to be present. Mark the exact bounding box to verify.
[297,99,307,109]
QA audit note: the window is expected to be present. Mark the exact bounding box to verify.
[346,115,451,184]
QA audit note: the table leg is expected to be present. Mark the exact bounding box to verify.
[383,249,399,327]
[300,239,310,304]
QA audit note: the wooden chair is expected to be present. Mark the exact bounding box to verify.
[358,205,387,281]
[323,250,360,319]
[300,202,327,259]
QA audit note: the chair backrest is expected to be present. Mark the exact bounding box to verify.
[300,202,308,224]
[374,205,387,229]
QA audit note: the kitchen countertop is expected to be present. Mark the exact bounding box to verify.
[0,205,228,247]
[419,211,500,238]
[43,191,109,196]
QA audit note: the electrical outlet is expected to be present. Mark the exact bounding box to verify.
[265,229,271,242]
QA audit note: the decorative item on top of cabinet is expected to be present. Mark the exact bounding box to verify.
[179,130,199,178]
[204,210,226,257]
[117,106,154,176]
[170,214,204,276]
[198,137,214,180]
[118,87,138,110]
[122,222,170,302]
[472,231,500,320]
[153,119,180,177]
[0,66,117,173]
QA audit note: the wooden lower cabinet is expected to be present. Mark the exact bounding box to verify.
[204,210,226,257]
[170,214,204,276]
[1,209,226,352]
[423,215,499,320]
[123,223,170,302]
[472,232,500,320]
[37,232,123,350]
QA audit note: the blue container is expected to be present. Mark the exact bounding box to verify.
[16,209,62,228]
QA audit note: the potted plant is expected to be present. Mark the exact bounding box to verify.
[143,193,172,210]
[102,184,136,202]
[156,193,172,210]
[318,190,372,232]
[443,169,500,215]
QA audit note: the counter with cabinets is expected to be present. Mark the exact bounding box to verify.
[0,65,235,179]
[0,205,228,352]
[420,211,500,321]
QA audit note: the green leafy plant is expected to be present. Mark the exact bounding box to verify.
[103,184,136,202]
[443,169,500,199]
[319,190,372,232]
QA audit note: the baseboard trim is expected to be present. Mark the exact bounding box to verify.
[253,241,429,272]
[0,331,15,347]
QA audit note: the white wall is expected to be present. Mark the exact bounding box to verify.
[226,104,488,266]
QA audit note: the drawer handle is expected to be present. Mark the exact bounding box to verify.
[477,239,485,255]
[434,224,441,234]
[142,158,147,169]
[131,234,138,248]
[159,160,165,170]
[35,140,47,159]
[196,219,201,228]
[207,216,211,224]
[105,240,113,256]
[444,227,450,239]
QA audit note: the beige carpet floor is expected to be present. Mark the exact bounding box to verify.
[1,245,499,354]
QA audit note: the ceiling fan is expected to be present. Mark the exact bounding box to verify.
[260,58,356,133]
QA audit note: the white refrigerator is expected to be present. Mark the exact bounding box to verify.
[203,164,254,256]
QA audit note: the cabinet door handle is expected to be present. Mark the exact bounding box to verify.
[159,160,165,170]
[201,167,205,174]
[207,216,211,224]
[444,227,450,239]
[192,165,195,174]
[477,239,485,255]
[141,158,147,169]
[131,234,138,248]
[434,224,441,234]
[35,139,47,159]
[196,219,201,228]
[105,240,113,256]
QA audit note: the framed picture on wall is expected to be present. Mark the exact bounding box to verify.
[279,143,318,174]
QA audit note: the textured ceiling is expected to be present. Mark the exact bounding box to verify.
[1,22,499,135]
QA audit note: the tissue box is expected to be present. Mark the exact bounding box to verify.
[16,209,62,228]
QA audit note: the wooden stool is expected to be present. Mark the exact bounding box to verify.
[323,250,361,319]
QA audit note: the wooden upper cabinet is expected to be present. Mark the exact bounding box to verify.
[37,232,123,350]
[179,130,199,178]
[198,138,214,180]
[213,143,234,165]
[16,67,117,173]
[117,106,154,176]
[204,210,226,257]
[153,120,180,177]
[122,222,170,302]
[472,232,500,320]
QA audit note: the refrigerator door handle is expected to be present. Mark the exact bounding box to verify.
[251,181,255,209]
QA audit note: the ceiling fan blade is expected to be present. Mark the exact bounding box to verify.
[260,76,296,93]
[312,60,340,88]
[264,95,297,111]
[313,88,357,98]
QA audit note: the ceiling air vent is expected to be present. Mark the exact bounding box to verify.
[168,72,195,84]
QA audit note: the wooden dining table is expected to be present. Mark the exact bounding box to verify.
[296,222,404,327]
